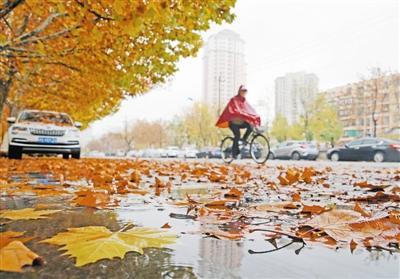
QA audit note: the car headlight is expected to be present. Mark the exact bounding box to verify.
[11,126,27,133]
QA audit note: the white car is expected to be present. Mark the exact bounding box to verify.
[184,148,198,159]
[6,110,81,159]
[166,146,179,158]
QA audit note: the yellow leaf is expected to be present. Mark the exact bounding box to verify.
[0,241,42,272]
[41,226,177,267]
[0,208,61,220]
[0,231,32,249]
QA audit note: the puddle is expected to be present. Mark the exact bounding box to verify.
[1,160,399,279]
[1,194,399,279]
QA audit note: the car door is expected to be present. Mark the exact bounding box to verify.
[341,139,364,161]
[273,143,285,158]
[359,138,380,161]
[281,142,295,158]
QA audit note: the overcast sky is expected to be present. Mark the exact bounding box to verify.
[82,0,399,142]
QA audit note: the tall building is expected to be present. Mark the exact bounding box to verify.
[274,72,319,124]
[325,73,400,139]
[203,30,246,112]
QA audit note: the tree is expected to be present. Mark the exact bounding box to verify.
[183,102,221,148]
[309,94,342,142]
[365,67,389,137]
[287,122,303,140]
[0,0,236,127]
[270,113,289,142]
[120,118,135,154]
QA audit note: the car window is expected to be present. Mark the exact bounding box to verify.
[348,140,363,147]
[362,139,379,145]
[18,111,73,126]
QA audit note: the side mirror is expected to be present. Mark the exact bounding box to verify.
[74,121,82,128]
[7,117,16,124]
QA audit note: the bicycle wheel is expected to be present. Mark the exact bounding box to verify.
[220,136,235,164]
[250,134,270,164]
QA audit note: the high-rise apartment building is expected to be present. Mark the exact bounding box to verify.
[274,72,319,124]
[203,30,246,112]
[325,73,400,138]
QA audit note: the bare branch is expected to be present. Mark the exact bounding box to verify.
[0,0,25,20]
[16,14,30,36]
[42,61,81,72]
[75,0,114,21]
[14,24,80,47]
[16,12,67,42]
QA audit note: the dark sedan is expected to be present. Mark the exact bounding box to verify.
[327,137,400,162]
[196,148,222,159]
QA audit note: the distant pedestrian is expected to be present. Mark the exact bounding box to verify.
[216,85,261,158]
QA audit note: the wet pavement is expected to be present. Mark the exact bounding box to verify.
[0,158,399,278]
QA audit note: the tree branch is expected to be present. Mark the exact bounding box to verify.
[0,0,25,20]
[16,12,67,42]
[75,0,114,21]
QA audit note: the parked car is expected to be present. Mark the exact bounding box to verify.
[327,137,400,162]
[141,149,161,158]
[184,148,198,159]
[240,145,261,159]
[6,110,81,159]
[196,147,222,159]
[269,141,319,160]
[166,146,179,158]
[160,149,168,158]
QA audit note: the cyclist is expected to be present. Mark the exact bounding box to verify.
[216,85,261,158]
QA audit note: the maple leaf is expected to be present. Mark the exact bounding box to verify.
[0,208,61,220]
[254,202,300,213]
[305,210,361,241]
[0,231,32,249]
[41,226,177,267]
[0,241,43,272]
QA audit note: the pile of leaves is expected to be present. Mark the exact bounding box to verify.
[0,157,399,273]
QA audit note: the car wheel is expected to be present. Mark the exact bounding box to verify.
[291,152,301,160]
[71,151,81,159]
[330,152,340,162]
[8,145,22,159]
[373,151,384,163]
[63,153,70,159]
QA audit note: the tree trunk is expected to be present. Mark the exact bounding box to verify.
[372,112,377,137]
[0,78,10,120]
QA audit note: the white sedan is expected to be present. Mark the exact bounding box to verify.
[6,110,81,159]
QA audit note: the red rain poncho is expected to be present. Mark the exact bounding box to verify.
[216,95,261,128]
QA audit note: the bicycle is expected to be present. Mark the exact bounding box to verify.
[220,128,271,164]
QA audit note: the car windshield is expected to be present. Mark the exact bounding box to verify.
[18,111,73,126]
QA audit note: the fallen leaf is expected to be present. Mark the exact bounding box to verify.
[353,202,371,217]
[255,202,300,213]
[305,210,361,241]
[0,231,32,249]
[224,187,243,199]
[0,241,43,272]
[350,239,357,253]
[161,223,171,229]
[41,226,176,267]
[0,208,61,220]
[292,193,301,202]
[301,204,329,215]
